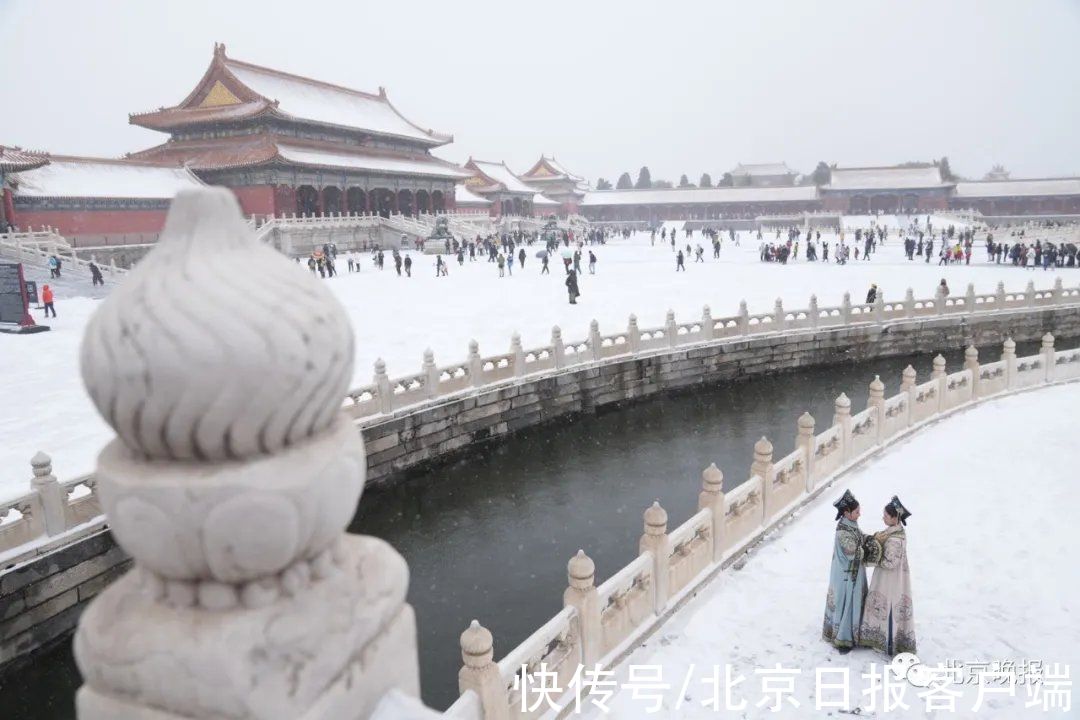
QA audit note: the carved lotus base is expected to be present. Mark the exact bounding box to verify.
[74,534,419,720]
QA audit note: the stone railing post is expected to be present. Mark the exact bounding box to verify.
[374,358,394,414]
[873,293,885,324]
[665,309,678,347]
[737,300,749,335]
[808,295,819,330]
[510,333,526,378]
[552,326,566,368]
[458,621,509,720]
[701,305,714,341]
[841,292,852,325]
[73,188,421,719]
[1025,280,1036,308]
[698,463,725,562]
[833,393,852,461]
[639,501,669,614]
[773,298,785,332]
[901,365,917,426]
[964,345,980,399]
[1042,332,1056,382]
[468,339,484,388]
[752,437,776,520]
[868,375,885,443]
[935,285,946,316]
[562,550,601,669]
[966,283,977,315]
[31,451,66,536]
[1052,277,1064,305]
[1003,337,1017,388]
[423,348,440,399]
[996,281,1007,309]
[932,354,947,412]
[904,288,915,318]
[588,320,602,361]
[627,314,641,354]
[796,413,816,491]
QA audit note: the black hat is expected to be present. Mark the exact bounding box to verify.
[833,490,859,520]
[887,496,912,525]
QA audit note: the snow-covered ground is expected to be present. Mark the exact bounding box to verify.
[1,217,1071,501]
[578,384,1080,719]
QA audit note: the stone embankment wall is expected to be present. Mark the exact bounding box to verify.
[0,530,129,669]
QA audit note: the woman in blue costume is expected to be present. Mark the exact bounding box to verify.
[822,490,868,654]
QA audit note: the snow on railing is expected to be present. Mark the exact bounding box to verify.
[0,453,102,565]
[346,278,1080,422]
[0,228,128,276]
[443,334,1075,720]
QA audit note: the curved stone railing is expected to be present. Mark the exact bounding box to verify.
[444,333,1080,720]
[345,278,1080,420]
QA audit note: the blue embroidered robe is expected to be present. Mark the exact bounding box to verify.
[822,517,868,648]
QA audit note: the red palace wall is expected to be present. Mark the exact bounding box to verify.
[12,209,169,237]
[230,185,277,216]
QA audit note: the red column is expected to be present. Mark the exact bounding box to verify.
[3,188,16,230]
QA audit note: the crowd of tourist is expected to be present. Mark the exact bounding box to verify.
[284,215,1079,309]
[297,225,628,304]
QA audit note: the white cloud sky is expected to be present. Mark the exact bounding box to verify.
[1,0,1077,184]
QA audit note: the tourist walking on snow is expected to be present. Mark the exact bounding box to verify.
[403,255,412,277]
[41,284,56,318]
[676,249,685,271]
[89,262,104,287]
[859,496,916,657]
[565,269,580,304]
[588,251,597,274]
[436,255,448,277]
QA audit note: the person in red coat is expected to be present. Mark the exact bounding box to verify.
[41,284,56,318]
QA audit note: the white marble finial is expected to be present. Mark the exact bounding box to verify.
[80,188,354,461]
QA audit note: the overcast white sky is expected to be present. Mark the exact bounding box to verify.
[1,0,1078,184]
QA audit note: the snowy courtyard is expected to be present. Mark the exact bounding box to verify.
[2,216,1075,500]
[578,383,1080,719]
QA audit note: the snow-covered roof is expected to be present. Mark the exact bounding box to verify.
[582,185,817,207]
[731,162,795,177]
[0,146,49,173]
[544,157,583,181]
[131,46,452,147]
[523,155,584,182]
[533,193,560,206]
[469,160,537,194]
[12,157,204,199]
[827,165,947,190]
[953,178,1080,198]
[455,184,491,205]
[276,144,469,179]
[224,60,448,145]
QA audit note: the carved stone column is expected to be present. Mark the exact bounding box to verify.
[74,188,420,720]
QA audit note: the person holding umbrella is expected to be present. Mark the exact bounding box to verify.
[565,269,580,305]
[536,248,549,274]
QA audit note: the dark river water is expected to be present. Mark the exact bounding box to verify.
[3,338,1072,716]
